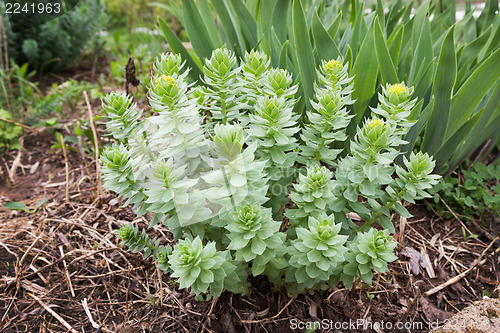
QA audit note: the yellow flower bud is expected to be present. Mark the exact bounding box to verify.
[155,74,175,88]
[367,117,384,130]
[325,59,342,72]
[389,83,407,96]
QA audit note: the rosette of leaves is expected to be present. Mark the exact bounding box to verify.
[101,144,167,227]
[250,96,299,167]
[262,68,298,101]
[350,117,402,165]
[154,245,172,272]
[153,53,187,78]
[328,116,405,231]
[225,203,284,276]
[240,50,271,105]
[211,123,245,162]
[101,144,143,205]
[287,165,336,223]
[202,48,245,125]
[285,214,348,292]
[333,117,399,204]
[249,95,300,211]
[299,86,353,167]
[347,152,441,232]
[149,73,190,110]
[341,229,398,290]
[168,237,241,298]
[393,152,441,203]
[101,92,142,143]
[372,82,417,134]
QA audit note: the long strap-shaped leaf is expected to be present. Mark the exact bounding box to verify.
[312,9,340,62]
[351,18,378,123]
[182,0,216,62]
[230,0,258,49]
[447,80,500,172]
[293,0,317,114]
[402,97,433,159]
[434,109,482,172]
[374,16,398,85]
[445,47,500,140]
[256,0,277,54]
[212,1,246,59]
[158,17,204,83]
[422,24,456,156]
[198,0,223,47]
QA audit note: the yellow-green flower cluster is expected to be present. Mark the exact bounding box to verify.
[324,59,343,73]
[362,117,389,145]
[373,82,417,133]
[386,82,413,105]
[317,57,353,93]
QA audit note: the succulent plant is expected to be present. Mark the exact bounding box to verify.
[101,46,442,298]
[101,92,142,143]
[286,214,348,292]
[225,203,284,276]
[168,237,236,298]
[342,229,398,289]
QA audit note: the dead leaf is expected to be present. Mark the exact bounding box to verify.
[401,246,427,275]
[420,296,453,323]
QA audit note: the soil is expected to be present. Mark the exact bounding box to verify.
[431,297,500,333]
[0,65,499,333]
